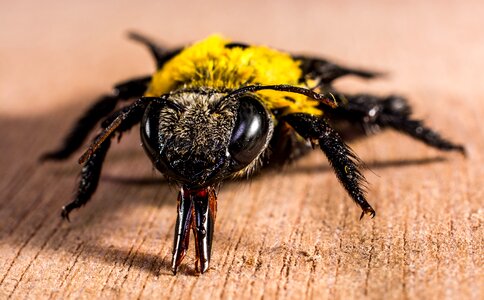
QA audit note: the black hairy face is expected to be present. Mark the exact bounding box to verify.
[141,91,273,187]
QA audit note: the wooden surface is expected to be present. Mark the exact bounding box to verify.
[0,1,483,299]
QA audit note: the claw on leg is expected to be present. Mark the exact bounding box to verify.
[171,186,217,275]
[360,206,376,220]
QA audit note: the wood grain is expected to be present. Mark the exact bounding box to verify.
[0,1,482,299]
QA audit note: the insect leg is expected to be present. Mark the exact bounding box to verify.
[60,98,150,220]
[128,32,182,69]
[293,55,383,86]
[282,113,375,219]
[329,94,466,154]
[61,134,110,221]
[268,121,312,166]
[40,76,151,161]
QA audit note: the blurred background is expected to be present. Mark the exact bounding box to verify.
[0,1,482,299]
[1,0,483,116]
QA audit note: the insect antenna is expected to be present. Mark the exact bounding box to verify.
[78,96,169,164]
[222,84,338,108]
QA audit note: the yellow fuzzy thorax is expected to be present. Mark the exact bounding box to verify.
[145,35,322,115]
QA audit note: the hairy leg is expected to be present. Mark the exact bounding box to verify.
[328,93,466,154]
[40,76,151,161]
[41,32,183,162]
[60,100,149,220]
[128,32,182,69]
[282,113,375,219]
[293,55,382,86]
[61,134,111,221]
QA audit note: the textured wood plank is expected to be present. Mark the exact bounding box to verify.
[0,1,483,299]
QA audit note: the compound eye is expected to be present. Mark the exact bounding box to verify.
[229,96,270,167]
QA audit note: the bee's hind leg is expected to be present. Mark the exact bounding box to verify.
[293,55,384,86]
[128,32,182,69]
[328,93,466,155]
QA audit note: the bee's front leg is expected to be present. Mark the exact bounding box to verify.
[282,113,375,219]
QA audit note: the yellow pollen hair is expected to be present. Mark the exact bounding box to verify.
[145,35,323,115]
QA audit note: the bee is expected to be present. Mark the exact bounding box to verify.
[41,33,465,275]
